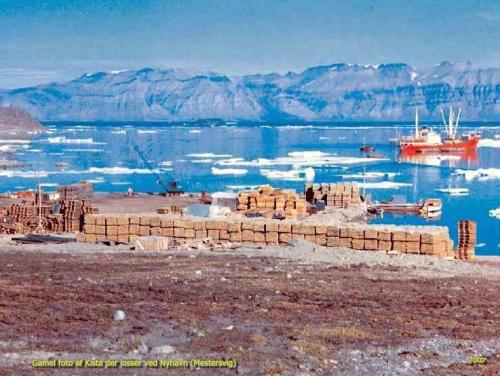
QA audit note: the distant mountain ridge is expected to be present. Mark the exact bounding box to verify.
[0,61,498,121]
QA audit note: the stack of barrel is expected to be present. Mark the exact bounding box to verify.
[456,220,476,260]
[60,200,96,232]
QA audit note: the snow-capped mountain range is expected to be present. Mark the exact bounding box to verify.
[0,61,498,122]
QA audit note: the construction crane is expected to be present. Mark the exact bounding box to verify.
[133,145,183,196]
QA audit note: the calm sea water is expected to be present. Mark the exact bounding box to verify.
[1,123,499,255]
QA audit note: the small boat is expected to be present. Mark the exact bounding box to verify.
[420,198,442,214]
[360,138,375,153]
[435,187,469,196]
[360,145,375,152]
[56,162,69,170]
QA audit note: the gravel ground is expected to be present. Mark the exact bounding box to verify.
[0,237,498,375]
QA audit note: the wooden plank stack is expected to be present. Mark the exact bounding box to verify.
[80,214,455,258]
[456,220,476,260]
[5,203,52,221]
[157,206,186,215]
[57,181,94,200]
[305,183,361,208]
[237,186,307,219]
[60,199,96,233]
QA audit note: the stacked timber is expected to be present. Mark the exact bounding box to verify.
[80,214,454,258]
[57,182,94,200]
[305,183,361,207]
[6,203,52,222]
[237,186,306,219]
[157,206,185,215]
[60,199,96,232]
[456,220,476,260]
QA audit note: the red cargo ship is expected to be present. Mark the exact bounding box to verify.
[399,108,480,154]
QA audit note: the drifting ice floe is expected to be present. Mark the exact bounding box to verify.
[489,208,500,220]
[356,181,412,189]
[217,151,385,168]
[85,178,105,184]
[191,159,213,164]
[188,153,232,158]
[47,137,105,145]
[0,170,49,178]
[340,172,399,179]
[0,145,28,152]
[62,148,106,153]
[478,138,500,148]
[226,185,260,191]
[87,167,162,175]
[260,169,311,182]
[0,139,30,144]
[454,168,500,181]
[211,167,247,176]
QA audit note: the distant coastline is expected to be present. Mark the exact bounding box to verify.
[2,61,498,123]
[41,120,500,128]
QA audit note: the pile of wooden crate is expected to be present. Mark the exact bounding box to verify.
[237,186,306,219]
[305,183,361,207]
[456,220,476,260]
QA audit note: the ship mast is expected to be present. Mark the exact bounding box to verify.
[440,108,448,136]
[453,109,461,139]
[414,107,419,137]
[441,106,461,139]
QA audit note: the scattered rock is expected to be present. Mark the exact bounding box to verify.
[138,341,148,355]
[151,344,176,355]
[113,310,125,321]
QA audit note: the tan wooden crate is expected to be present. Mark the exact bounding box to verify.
[207,229,220,240]
[129,224,140,235]
[364,239,377,250]
[316,235,327,246]
[139,226,151,236]
[241,230,254,241]
[266,232,279,244]
[254,232,266,242]
[377,240,392,251]
[279,233,292,243]
[315,225,327,235]
[265,222,279,232]
[377,230,392,241]
[351,239,364,250]
[364,228,378,240]
[278,223,292,233]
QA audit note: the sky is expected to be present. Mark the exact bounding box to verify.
[0,0,499,88]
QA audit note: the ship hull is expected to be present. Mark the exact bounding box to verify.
[400,136,479,154]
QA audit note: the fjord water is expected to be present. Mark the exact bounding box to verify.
[2,123,499,255]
